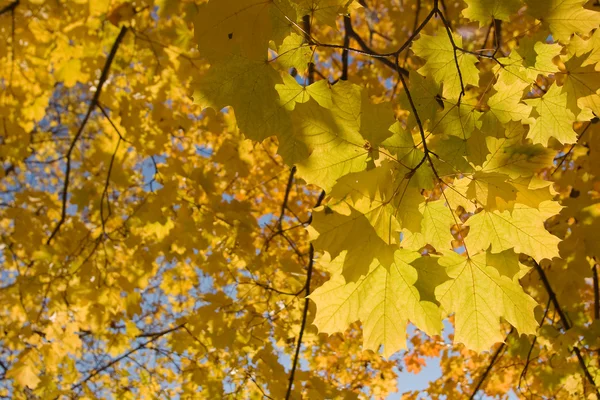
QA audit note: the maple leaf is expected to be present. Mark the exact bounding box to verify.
[487,81,532,124]
[292,81,395,190]
[311,249,442,358]
[194,0,296,61]
[568,29,600,69]
[412,27,480,99]
[435,251,538,351]
[193,54,292,143]
[525,0,600,42]
[4,0,600,397]
[525,84,578,146]
[464,202,562,262]
[419,200,456,251]
[482,133,555,178]
[6,349,41,390]
[275,33,313,72]
[461,0,522,26]
[557,54,600,120]
[309,205,392,280]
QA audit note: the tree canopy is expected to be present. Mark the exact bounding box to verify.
[1,0,600,398]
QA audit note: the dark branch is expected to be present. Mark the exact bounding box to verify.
[519,299,551,393]
[72,323,185,391]
[277,166,296,231]
[285,190,325,400]
[0,0,19,17]
[341,16,351,81]
[303,15,315,84]
[493,19,502,56]
[47,26,128,244]
[469,328,513,399]
[534,260,600,395]
[436,7,465,98]
[594,265,599,321]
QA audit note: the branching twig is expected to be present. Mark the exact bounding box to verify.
[72,323,185,391]
[47,26,128,244]
[552,118,597,175]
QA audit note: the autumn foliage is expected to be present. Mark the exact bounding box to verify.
[1,0,600,398]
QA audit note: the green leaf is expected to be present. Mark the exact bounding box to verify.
[193,55,292,143]
[435,251,538,351]
[309,207,391,281]
[464,201,562,262]
[525,84,578,146]
[411,27,480,100]
[419,200,456,251]
[487,81,532,124]
[275,33,312,72]
[526,0,600,42]
[461,0,522,26]
[194,0,296,60]
[311,249,442,358]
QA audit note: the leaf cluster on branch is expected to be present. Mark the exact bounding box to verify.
[0,0,600,399]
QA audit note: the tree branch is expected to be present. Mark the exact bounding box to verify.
[303,15,315,84]
[47,26,128,244]
[534,260,600,395]
[285,190,325,400]
[436,7,465,99]
[277,166,296,231]
[519,299,551,393]
[341,16,351,81]
[0,0,19,17]
[469,328,513,399]
[72,323,185,392]
[594,265,599,321]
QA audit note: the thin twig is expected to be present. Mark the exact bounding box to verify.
[481,20,494,50]
[71,323,185,392]
[552,119,597,175]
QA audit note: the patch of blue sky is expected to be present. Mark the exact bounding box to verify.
[258,212,276,228]
[195,144,213,157]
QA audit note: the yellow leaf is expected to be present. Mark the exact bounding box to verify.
[310,249,442,358]
[525,84,578,146]
[7,349,41,389]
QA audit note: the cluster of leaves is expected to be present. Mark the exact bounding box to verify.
[0,0,600,398]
